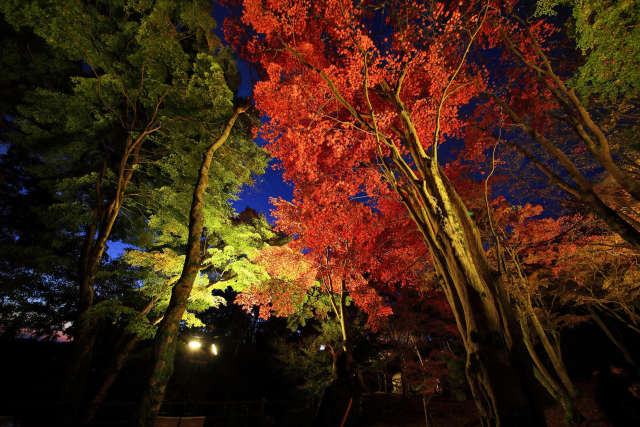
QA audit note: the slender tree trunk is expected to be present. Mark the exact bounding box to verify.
[509,21,640,204]
[497,30,640,250]
[81,280,171,424]
[413,338,432,427]
[491,95,640,251]
[590,308,638,369]
[133,106,246,427]
[503,241,581,423]
[81,334,139,424]
[317,276,359,427]
[338,280,348,348]
[519,309,581,423]
[529,311,576,398]
[65,140,144,409]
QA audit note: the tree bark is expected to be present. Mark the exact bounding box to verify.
[81,278,171,423]
[133,106,246,427]
[375,139,543,425]
[519,308,581,423]
[497,28,640,249]
[380,92,545,426]
[65,139,145,407]
[503,21,640,204]
[490,95,640,251]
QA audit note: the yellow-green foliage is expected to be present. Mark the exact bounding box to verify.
[0,0,268,339]
[537,0,640,101]
[118,211,275,338]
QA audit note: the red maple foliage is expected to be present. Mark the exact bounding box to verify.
[236,187,427,329]
[227,0,495,328]
[224,2,640,423]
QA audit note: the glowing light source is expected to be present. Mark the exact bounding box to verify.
[211,343,218,355]
[188,340,202,350]
[319,345,326,351]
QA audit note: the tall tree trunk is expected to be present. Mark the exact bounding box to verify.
[505,19,640,204]
[317,277,358,427]
[133,106,246,427]
[519,308,581,423]
[81,279,171,424]
[497,27,640,250]
[65,140,144,408]
[496,229,581,423]
[399,166,544,426]
[491,96,640,251]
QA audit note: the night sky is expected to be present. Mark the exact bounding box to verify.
[232,156,294,222]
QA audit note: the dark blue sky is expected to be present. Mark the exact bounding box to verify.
[211,3,293,222]
[232,159,293,222]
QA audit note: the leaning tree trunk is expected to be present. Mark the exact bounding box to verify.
[496,27,640,251]
[64,140,144,411]
[369,73,545,426]
[81,333,139,424]
[81,276,175,424]
[133,106,247,427]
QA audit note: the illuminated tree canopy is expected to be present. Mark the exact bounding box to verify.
[0,1,638,426]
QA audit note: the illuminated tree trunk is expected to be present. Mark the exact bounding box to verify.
[81,278,171,424]
[272,9,546,423]
[134,106,246,427]
[325,276,348,349]
[495,25,640,251]
[518,306,581,423]
[317,277,360,426]
[491,215,580,423]
[396,169,544,426]
[372,69,545,426]
[491,96,640,252]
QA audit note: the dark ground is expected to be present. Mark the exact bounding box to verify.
[1,331,639,426]
[361,386,611,427]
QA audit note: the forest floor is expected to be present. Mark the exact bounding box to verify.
[362,381,612,426]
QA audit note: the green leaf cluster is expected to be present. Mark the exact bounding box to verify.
[537,0,640,102]
[112,209,275,339]
[0,1,268,338]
